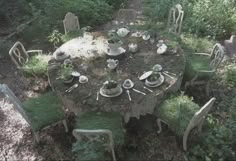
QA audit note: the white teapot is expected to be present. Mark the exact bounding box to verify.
[128,43,138,53]
[107,59,119,70]
[117,28,130,37]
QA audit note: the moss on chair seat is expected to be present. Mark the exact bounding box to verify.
[75,112,125,146]
[22,92,65,131]
[157,95,200,136]
[184,54,214,81]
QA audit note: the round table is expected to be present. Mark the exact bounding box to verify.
[48,32,185,123]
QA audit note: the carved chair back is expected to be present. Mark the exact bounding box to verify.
[167,4,184,35]
[117,9,136,25]
[63,12,80,34]
[209,43,225,70]
[187,97,216,131]
[9,41,29,68]
[73,129,116,161]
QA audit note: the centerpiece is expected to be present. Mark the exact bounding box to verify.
[59,63,74,84]
[106,33,126,58]
[100,79,123,97]
[145,65,165,87]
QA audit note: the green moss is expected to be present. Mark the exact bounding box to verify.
[22,54,51,77]
[158,95,200,136]
[184,54,214,81]
[61,30,84,42]
[22,92,65,131]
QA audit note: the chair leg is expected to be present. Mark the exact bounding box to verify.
[156,118,162,134]
[62,119,68,132]
[33,131,40,143]
[206,82,210,96]
[183,128,191,151]
[111,146,116,161]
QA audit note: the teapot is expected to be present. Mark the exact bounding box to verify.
[107,59,119,70]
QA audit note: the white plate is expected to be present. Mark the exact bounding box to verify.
[145,74,165,88]
[139,71,153,80]
[100,87,123,98]
[71,71,80,77]
[106,47,126,56]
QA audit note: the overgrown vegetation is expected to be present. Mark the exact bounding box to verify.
[144,0,236,39]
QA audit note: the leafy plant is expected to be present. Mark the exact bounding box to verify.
[59,64,73,81]
[103,80,118,89]
[224,64,236,87]
[48,30,63,48]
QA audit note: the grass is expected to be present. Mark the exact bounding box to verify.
[158,95,200,136]
[22,92,65,131]
[22,54,51,77]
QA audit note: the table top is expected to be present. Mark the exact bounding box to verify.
[48,31,185,122]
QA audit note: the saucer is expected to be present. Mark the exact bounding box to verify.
[106,47,126,56]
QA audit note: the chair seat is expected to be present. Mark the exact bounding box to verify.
[185,54,214,80]
[22,92,65,131]
[76,112,124,146]
[157,95,200,136]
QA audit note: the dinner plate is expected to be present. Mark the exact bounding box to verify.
[100,87,123,98]
[145,74,165,88]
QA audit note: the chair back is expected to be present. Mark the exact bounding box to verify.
[9,41,29,68]
[187,97,216,130]
[63,12,80,34]
[209,43,225,70]
[117,9,136,25]
[73,129,116,161]
[224,35,236,57]
[167,4,184,35]
[0,84,32,127]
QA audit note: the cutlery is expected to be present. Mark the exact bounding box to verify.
[163,72,175,79]
[96,91,99,101]
[143,86,153,92]
[132,88,146,95]
[65,84,78,93]
[126,90,132,101]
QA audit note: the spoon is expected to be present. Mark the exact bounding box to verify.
[65,84,78,93]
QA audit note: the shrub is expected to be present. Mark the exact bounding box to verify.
[143,0,236,39]
[224,64,236,87]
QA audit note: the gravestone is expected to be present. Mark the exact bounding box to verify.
[117,9,136,25]
[224,35,236,57]
[63,12,80,34]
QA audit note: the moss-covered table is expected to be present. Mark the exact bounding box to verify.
[48,32,185,123]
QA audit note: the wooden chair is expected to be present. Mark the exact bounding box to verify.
[184,43,225,95]
[72,112,125,161]
[63,12,80,34]
[116,9,137,25]
[9,41,43,69]
[156,96,216,151]
[0,84,68,143]
[167,4,184,35]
